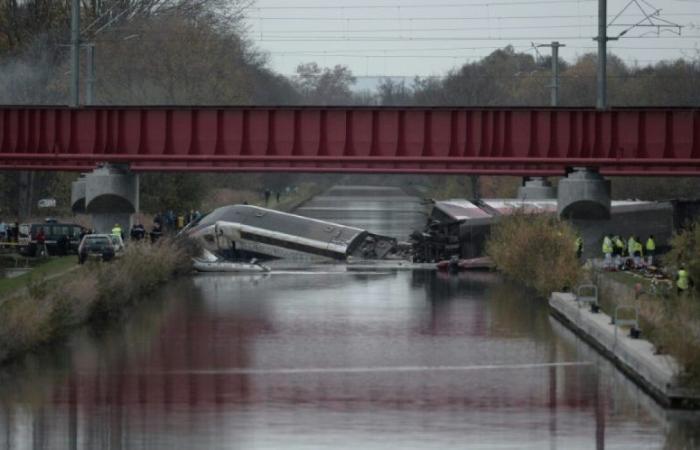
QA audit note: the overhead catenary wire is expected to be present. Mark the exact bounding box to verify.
[253,35,700,41]
[245,13,700,21]
[249,0,597,10]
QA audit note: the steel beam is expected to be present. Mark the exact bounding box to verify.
[0,106,698,175]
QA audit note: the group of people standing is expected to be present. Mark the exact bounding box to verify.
[601,234,656,269]
[153,210,202,233]
[599,233,692,295]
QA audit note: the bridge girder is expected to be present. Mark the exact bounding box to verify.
[0,106,699,175]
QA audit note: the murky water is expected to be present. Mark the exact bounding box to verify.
[0,186,698,449]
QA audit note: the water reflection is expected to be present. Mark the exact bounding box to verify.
[0,272,697,449]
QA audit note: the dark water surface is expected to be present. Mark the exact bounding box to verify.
[1,186,698,449]
[1,272,698,449]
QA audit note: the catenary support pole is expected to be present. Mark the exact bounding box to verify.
[596,0,607,110]
[86,44,95,105]
[70,0,80,107]
[551,41,562,107]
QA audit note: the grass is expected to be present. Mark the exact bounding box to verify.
[0,238,197,365]
[200,182,322,213]
[0,256,76,299]
[594,221,700,386]
[595,268,700,388]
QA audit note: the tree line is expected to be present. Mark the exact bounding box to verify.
[0,0,698,217]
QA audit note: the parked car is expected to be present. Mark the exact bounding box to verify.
[19,222,86,256]
[78,234,124,264]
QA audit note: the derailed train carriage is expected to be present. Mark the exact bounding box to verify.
[411,198,676,262]
[186,204,404,261]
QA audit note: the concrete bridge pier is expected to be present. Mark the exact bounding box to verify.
[71,164,139,233]
[557,167,611,220]
[517,177,556,200]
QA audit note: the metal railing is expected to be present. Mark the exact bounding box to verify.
[614,304,640,342]
[576,284,598,310]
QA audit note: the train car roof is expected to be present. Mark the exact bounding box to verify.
[194,204,368,247]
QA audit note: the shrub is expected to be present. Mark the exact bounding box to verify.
[90,238,194,321]
[0,237,194,365]
[486,211,582,297]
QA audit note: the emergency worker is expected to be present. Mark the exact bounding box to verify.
[646,235,656,266]
[575,235,584,259]
[112,223,122,239]
[634,236,644,268]
[602,235,613,269]
[614,235,625,267]
[677,265,690,295]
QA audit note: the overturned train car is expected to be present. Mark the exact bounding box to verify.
[186,204,401,261]
[412,199,675,262]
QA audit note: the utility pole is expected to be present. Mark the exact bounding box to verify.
[550,41,563,107]
[536,41,565,106]
[85,44,95,105]
[596,0,607,110]
[70,0,81,107]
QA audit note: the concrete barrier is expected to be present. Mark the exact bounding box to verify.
[549,292,700,408]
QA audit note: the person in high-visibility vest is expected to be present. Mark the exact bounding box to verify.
[602,235,613,269]
[613,235,625,268]
[677,266,690,295]
[634,236,644,268]
[627,236,636,259]
[646,235,656,266]
[112,224,122,239]
[575,236,584,259]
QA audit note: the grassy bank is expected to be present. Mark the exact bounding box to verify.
[0,256,77,299]
[486,211,582,297]
[595,221,700,387]
[0,238,196,365]
[200,182,323,213]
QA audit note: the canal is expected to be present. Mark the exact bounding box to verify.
[0,185,697,449]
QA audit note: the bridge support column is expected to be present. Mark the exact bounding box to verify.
[517,177,556,200]
[71,164,139,233]
[557,167,610,220]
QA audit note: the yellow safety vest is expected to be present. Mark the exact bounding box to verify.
[112,226,122,237]
[677,270,689,290]
[614,237,624,249]
[635,242,644,256]
[646,238,656,251]
[602,237,613,254]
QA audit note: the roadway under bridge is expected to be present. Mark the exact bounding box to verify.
[0,106,699,176]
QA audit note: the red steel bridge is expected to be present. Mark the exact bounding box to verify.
[0,106,699,176]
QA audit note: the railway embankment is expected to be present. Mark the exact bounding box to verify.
[0,238,196,366]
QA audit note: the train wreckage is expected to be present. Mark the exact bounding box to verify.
[186,204,409,262]
[186,197,682,266]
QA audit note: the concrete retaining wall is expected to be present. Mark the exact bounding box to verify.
[549,292,700,408]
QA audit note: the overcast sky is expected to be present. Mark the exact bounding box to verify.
[243,0,700,84]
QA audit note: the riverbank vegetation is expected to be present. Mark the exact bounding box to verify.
[0,256,76,298]
[595,221,700,386]
[2,2,700,217]
[486,212,581,297]
[0,238,197,365]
